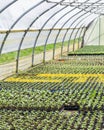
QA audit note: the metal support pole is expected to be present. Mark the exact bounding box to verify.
[43,7,76,61]
[81,28,87,48]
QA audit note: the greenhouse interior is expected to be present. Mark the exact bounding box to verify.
[0,0,104,129]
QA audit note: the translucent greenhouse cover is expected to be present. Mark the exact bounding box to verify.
[0,0,99,30]
[0,0,102,54]
[84,16,104,45]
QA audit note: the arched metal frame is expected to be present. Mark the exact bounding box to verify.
[43,7,79,61]
[60,13,91,55]
[66,14,98,52]
[73,16,98,49]
[76,20,96,48]
[0,0,18,13]
[73,17,98,49]
[44,0,91,60]
[15,1,76,72]
[15,0,100,71]
[47,0,104,15]
[15,1,62,73]
[0,0,103,74]
[0,0,45,54]
[53,11,86,59]
[57,12,91,56]
[47,0,101,59]
[17,6,78,68]
[31,3,68,66]
[57,0,101,55]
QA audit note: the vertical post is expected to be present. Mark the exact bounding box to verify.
[32,53,34,67]
[16,58,18,74]
[81,28,87,48]
[43,51,45,64]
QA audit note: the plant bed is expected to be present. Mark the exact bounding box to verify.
[68,53,104,56]
[68,45,104,55]
[1,55,104,129]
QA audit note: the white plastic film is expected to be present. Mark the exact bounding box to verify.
[84,16,104,46]
[0,0,99,54]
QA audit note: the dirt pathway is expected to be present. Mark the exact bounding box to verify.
[0,44,80,80]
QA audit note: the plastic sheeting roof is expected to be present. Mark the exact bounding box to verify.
[0,0,100,30]
[48,0,104,14]
[0,0,102,55]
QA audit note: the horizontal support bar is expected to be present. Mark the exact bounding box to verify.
[0,27,86,34]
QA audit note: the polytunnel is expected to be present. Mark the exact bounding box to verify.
[0,1,104,129]
[0,0,104,78]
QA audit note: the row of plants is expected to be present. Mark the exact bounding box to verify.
[0,109,103,130]
[0,81,104,111]
[1,55,104,112]
[68,45,104,55]
[20,56,104,75]
[1,54,104,129]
